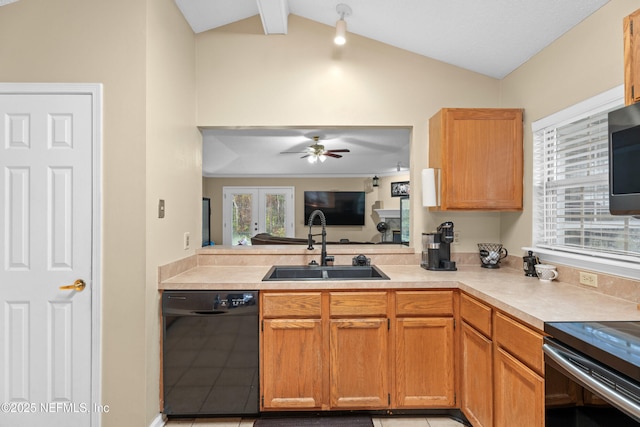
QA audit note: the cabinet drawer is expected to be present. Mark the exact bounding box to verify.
[461,293,492,337]
[395,291,453,317]
[330,292,387,317]
[494,312,543,375]
[262,292,322,318]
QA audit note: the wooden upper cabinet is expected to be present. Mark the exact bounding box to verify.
[429,108,524,211]
[624,8,640,105]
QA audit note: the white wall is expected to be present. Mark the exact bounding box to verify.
[146,0,199,423]
[195,15,503,252]
[499,0,638,257]
[0,0,198,426]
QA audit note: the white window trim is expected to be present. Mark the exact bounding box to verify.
[530,85,640,280]
[532,85,624,133]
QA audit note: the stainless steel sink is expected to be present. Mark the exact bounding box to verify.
[262,265,390,281]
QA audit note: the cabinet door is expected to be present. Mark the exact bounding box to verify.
[262,319,323,409]
[330,318,388,409]
[430,108,523,211]
[624,9,640,105]
[494,347,544,427]
[461,322,493,427]
[395,317,455,408]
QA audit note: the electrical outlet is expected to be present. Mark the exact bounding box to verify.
[183,232,190,250]
[453,231,460,245]
[579,271,598,287]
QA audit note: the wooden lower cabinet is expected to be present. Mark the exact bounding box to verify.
[493,312,545,427]
[260,290,457,412]
[396,317,455,408]
[261,318,323,409]
[460,321,493,427]
[261,292,323,410]
[494,347,544,427]
[330,318,388,408]
[261,289,546,423]
[460,293,493,427]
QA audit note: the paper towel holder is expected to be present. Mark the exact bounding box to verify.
[422,168,439,207]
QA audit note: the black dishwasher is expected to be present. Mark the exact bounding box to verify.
[162,290,259,417]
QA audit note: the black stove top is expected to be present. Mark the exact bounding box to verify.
[545,321,640,382]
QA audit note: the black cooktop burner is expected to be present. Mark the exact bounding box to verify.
[545,321,640,382]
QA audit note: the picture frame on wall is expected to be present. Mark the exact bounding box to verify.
[391,181,410,197]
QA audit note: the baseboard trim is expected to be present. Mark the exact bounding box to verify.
[149,413,167,427]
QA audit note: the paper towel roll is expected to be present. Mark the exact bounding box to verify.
[422,168,437,207]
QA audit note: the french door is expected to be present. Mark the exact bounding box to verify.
[222,187,294,245]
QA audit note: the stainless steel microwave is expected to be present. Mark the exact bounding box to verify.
[608,103,640,216]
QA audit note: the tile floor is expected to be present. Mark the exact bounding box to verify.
[165,416,464,427]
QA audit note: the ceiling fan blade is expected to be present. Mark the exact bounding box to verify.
[325,149,350,153]
[325,153,343,158]
[300,154,311,159]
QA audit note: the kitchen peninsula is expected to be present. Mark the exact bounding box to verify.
[160,245,640,328]
[159,245,640,425]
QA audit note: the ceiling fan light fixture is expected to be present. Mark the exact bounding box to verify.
[334,4,352,45]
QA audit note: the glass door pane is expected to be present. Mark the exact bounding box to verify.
[230,191,258,245]
[223,187,294,245]
[264,193,287,237]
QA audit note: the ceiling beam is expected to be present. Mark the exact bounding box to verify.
[256,0,289,34]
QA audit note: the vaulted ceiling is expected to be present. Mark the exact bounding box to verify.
[176,0,608,79]
[178,0,610,177]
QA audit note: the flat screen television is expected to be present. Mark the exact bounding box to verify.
[608,103,640,216]
[304,191,366,226]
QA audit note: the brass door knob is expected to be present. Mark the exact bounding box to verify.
[59,279,86,292]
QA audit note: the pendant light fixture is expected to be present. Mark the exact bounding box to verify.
[334,4,352,45]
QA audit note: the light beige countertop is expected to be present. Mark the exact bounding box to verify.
[160,263,640,331]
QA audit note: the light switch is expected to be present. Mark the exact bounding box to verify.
[158,199,165,218]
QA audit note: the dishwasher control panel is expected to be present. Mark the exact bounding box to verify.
[163,290,258,315]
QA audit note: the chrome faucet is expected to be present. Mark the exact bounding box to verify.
[307,209,333,266]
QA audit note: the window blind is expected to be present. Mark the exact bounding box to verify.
[533,103,640,260]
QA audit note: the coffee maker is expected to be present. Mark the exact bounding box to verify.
[421,221,457,271]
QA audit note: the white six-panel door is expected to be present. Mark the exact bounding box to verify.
[0,90,95,426]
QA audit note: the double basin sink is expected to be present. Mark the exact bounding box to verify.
[263,265,389,281]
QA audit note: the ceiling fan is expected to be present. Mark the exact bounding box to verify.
[281,136,350,163]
